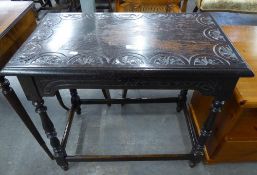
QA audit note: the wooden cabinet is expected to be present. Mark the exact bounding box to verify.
[114,0,187,12]
[189,26,257,163]
[0,1,36,68]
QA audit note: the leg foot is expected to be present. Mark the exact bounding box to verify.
[176,90,188,112]
[102,89,111,106]
[70,89,81,115]
[121,89,128,106]
[189,161,196,168]
[0,76,54,160]
[33,99,68,169]
[193,6,198,12]
[176,106,182,112]
[61,163,69,171]
[122,89,128,99]
[56,90,69,111]
[76,107,81,115]
[190,99,224,165]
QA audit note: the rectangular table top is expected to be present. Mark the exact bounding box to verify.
[0,1,33,39]
[1,13,253,78]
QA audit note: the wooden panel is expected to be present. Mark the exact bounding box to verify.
[222,26,257,108]
[0,1,33,38]
[115,0,187,12]
[0,9,36,68]
[207,140,257,163]
[227,108,257,141]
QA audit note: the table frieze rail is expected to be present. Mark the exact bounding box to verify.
[33,76,236,99]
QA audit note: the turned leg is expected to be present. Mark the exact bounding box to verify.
[121,89,128,106]
[122,89,128,99]
[190,99,224,167]
[0,76,54,160]
[32,99,68,170]
[56,91,69,111]
[46,0,52,7]
[176,89,188,112]
[108,0,113,12]
[102,89,111,106]
[69,89,81,115]
[193,6,198,12]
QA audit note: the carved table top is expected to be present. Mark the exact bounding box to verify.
[1,13,253,77]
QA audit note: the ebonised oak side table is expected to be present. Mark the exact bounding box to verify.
[0,13,253,170]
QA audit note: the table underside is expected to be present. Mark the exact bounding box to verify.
[18,74,238,101]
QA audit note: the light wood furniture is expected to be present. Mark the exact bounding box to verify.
[189,26,257,163]
[194,0,257,13]
[115,0,188,13]
[0,1,37,68]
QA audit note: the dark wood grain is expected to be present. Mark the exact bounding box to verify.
[1,13,253,77]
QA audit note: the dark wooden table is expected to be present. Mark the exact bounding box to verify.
[0,13,253,171]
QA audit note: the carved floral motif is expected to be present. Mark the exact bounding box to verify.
[61,13,82,20]
[203,28,225,41]
[41,15,62,27]
[28,53,67,64]
[68,53,109,65]
[30,27,53,42]
[10,42,42,64]
[145,13,173,20]
[113,53,146,66]
[196,15,215,26]
[150,53,188,65]
[214,44,240,64]
[190,55,228,66]
[8,13,243,68]
[113,13,143,20]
